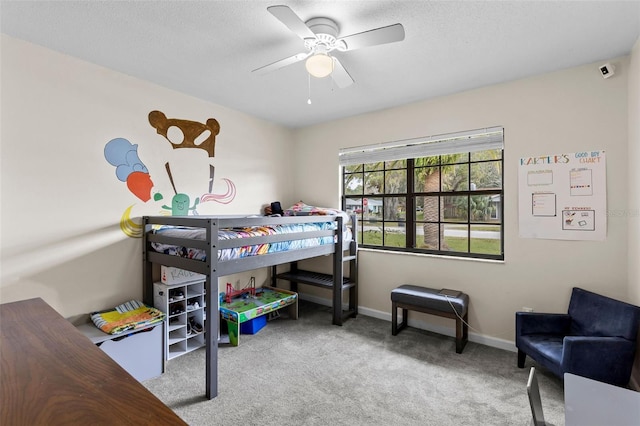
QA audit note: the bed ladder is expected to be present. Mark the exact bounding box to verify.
[272,215,358,325]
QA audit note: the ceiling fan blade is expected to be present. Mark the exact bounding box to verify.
[338,23,405,51]
[252,52,311,75]
[331,57,354,88]
[267,5,316,40]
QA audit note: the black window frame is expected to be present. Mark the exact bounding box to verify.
[342,150,504,261]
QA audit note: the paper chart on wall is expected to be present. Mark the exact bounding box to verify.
[518,150,606,240]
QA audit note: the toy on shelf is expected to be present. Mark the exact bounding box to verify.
[224,277,256,304]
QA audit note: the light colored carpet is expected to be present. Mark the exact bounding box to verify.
[144,301,564,425]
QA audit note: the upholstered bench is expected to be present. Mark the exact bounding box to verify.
[391,284,469,353]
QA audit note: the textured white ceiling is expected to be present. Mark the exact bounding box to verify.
[1,1,639,128]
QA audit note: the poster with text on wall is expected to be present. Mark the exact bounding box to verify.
[518,150,606,241]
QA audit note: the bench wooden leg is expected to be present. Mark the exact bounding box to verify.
[455,312,469,354]
[391,302,398,335]
[392,303,408,336]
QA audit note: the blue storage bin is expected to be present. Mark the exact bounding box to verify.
[240,315,267,334]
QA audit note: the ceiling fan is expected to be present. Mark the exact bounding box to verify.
[252,5,405,88]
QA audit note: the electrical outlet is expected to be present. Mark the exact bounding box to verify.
[522,306,534,312]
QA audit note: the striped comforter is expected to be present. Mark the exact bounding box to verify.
[151,221,350,262]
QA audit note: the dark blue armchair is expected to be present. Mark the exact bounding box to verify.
[516,287,640,386]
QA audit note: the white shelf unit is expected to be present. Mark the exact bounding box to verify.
[153,280,207,360]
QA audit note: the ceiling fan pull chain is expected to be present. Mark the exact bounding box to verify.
[307,73,312,105]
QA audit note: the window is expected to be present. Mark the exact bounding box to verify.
[340,128,504,260]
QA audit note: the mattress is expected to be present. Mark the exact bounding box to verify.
[150,220,352,262]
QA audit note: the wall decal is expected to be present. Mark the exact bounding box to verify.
[201,178,236,204]
[162,162,200,215]
[148,110,219,157]
[120,205,143,236]
[104,138,154,202]
[105,111,237,238]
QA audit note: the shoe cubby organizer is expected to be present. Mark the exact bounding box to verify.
[153,280,207,360]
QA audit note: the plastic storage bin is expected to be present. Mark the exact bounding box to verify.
[240,315,267,334]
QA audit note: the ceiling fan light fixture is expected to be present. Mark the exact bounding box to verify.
[305,53,334,78]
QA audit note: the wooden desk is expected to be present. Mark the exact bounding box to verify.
[0,298,186,425]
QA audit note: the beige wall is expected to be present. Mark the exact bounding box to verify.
[293,56,631,349]
[629,38,640,306]
[0,35,296,317]
[628,37,640,391]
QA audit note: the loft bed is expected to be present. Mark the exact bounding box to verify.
[142,213,358,399]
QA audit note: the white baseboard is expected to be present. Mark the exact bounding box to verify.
[298,292,517,353]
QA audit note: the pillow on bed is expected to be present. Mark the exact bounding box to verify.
[284,201,345,217]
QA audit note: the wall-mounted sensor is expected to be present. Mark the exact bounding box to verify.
[599,63,615,79]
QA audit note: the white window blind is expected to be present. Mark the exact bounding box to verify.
[338,127,504,166]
